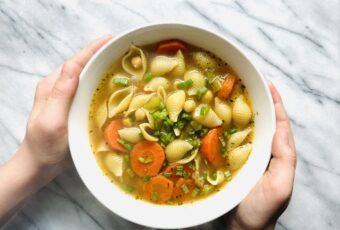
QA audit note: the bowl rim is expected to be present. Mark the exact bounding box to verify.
[69,22,276,229]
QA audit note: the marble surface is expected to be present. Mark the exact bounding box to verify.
[0,0,339,229]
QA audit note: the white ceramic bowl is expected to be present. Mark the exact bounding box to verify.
[69,23,275,229]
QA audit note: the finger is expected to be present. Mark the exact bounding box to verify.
[30,66,62,120]
[268,81,296,168]
[40,35,112,122]
[71,34,112,69]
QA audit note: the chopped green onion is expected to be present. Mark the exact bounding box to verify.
[188,138,200,148]
[221,146,227,157]
[117,138,132,151]
[197,128,208,137]
[176,166,184,176]
[196,87,208,100]
[200,106,210,116]
[138,156,153,164]
[144,96,161,111]
[202,184,214,193]
[190,121,202,130]
[211,78,222,93]
[159,101,165,110]
[188,162,196,171]
[203,171,208,180]
[143,72,153,82]
[163,172,173,178]
[126,168,135,177]
[121,184,134,193]
[181,112,192,120]
[191,188,201,197]
[160,132,174,146]
[143,176,151,182]
[112,77,130,86]
[151,191,158,201]
[183,171,190,179]
[219,136,226,147]
[178,79,194,88]
[224,171,232,181]
[211,172,217,180]
[228,128,238,135]
[123,154,130,163]
[205,71,215,83]
[180,184,190,194]
[223,131,229,139]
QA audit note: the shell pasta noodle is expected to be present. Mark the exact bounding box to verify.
[88,39,255,205]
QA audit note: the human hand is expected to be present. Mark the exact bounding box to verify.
[225,82,297,230]
[21,35,112,181]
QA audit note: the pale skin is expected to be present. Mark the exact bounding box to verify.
[0,36,296,229]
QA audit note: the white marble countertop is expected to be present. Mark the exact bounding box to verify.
[0,0,339,229]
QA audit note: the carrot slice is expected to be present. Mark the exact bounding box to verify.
[130,141,165,177]
[104,119,127,153]
[200,128,224,168]
[143,175,174,203]
[218,74,237,100]
[172,178,196,201]
[163,164,193,183]
[156,39,187,54]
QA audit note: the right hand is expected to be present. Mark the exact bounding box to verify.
[225,82,297,230]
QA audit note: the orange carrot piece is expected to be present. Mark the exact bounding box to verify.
[130,141,165,177]
[164,164,193,183]
[143,175,174,203]
[104,119,128,153]
[172,178,196,201]
[200,128,224,168]
[156,39,187,54]
[218,74,237,100]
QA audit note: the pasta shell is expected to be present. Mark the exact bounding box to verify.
[122,45,147,79]
[166,90,186,122]
[118,127,142,144]
[214,97,232,127]
[142,108,155,129]
[150,56,178,76]
[227,127,252,151]
[172,50,186,76]
[125,93,155,115]
[207,170,224,186]
[157,86,167,102]
[192,51,217,69]
[232,95,252,128]
[95,101,107,128]
[139,123,158,142]
[165,140,193,163]
[105,152,124,177]
[95,140,111,153]
[144,77,170,92]
[228,143,252,171]
[107,86,135,118]
[171,149,198,165]
[184,70,206,95]
[193,105,222,128]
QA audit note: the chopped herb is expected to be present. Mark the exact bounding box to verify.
[179,79,194,89]
[143,72,153,82]
[181,112,192,120]
[205,71,215,83]
[221,146,227,157]
[224,171,232,181]
[176,166,184,176]
[159,101,165,110]
[121,184,134,193]
[228,128,238,134]
[223,131,229,139]
[211,78,222,93]
[190,121,202,130]
[183,171,190,179]
[211,172,217,180]
[126,168,135,177]
[160,132,175,146]
[200,106,210,116]
[163,172,173,178]
[123,154,130,163]
[197,87,208,100]
[197,128,208,137]
[180,184,190,194]
[143,176,151,182]
[117,138,132,151]
[188,162,196,171]
[112,77,129,86]
[138,156,153,164]
[188,138,200,148]
[219,136,226,147]
[191,188,201,197]
[151,191,158,201]
[203,184,214,193]
[203,171,208,180]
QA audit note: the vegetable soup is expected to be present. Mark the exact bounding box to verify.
[88,39,254,205]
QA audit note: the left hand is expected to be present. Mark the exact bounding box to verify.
[21,35,112,180]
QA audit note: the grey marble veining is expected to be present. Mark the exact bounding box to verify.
[0,0,339,229]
